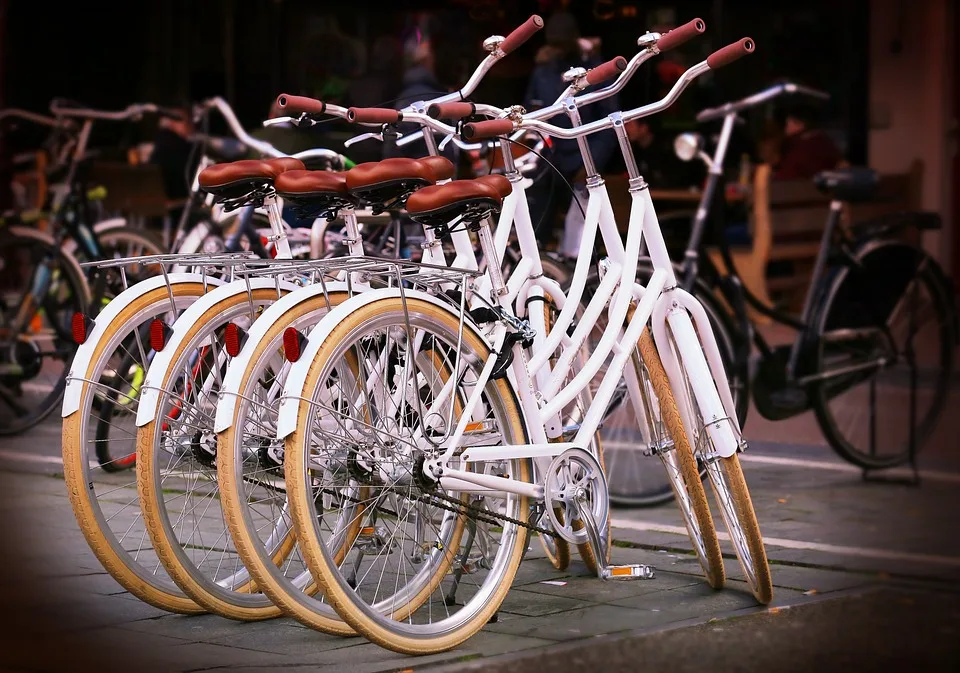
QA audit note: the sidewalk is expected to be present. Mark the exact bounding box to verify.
[0,458,957,672]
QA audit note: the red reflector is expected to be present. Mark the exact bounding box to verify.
[283,327,305,362]
[71,312,93,345]
[224,323,246,357]
[150,319,171,352]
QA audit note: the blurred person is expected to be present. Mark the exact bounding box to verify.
[771,100,841,180]
[346,36,403,109]
[523,11,619,250]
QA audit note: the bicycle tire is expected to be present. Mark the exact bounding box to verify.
[812,241,954,468]
[136,287,292,620]
[0,227,88,435]
[284,297,531,654]
[216,291,355,635]
[62,282,210,614]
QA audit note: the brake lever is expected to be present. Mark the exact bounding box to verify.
[344,130,403,148]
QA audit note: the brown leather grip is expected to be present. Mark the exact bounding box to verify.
[656,18,706,52]
[427,102,476,120]
[585,57,628,86]
[461,119,515,141]
[706,37,755,69]
[276,94,326,115]
[499,15,544,54]
[346,107,402,124]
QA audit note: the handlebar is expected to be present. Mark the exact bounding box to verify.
[498,15,544,55]
[461,119,516,141]
[656,18,706,52]
[695,80,829,123]
[427,102,477,121]
[512,37,754,141]
[584,56,628,86]
[346,107,402,124]
[0,109,67,128]
[49,101,178,122]
[274,94,349,119]
[706,37,754,68]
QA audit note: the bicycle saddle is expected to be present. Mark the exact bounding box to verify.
[813,167,878,203]
[345,157,455,212]
[275,170,357,217]
[406,176,509,231]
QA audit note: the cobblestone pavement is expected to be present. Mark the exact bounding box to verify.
[1,362,958,671]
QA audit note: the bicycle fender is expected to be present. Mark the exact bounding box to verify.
[213,281,349,434]
[62,273,222,417]
[135,277,300,428]
[276,288,491,440]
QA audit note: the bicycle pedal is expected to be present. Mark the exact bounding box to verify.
[600,564,656,580]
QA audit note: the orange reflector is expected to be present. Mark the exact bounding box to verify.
[150,319,171,352]
[360,527,375,536]
[223,323,246,357]
[283,327,305,362]
[71,312,94,345]
[610,567,633,577]
[464,421,484,433]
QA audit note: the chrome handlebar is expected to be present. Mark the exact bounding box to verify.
[0,108,68,128]
[695,81,829,123]
[49,101,166,122]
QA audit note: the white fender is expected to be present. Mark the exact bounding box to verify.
[61,273,222,417]
[276,288,491,440]
[213,281,348,433]
[135,277,300,427]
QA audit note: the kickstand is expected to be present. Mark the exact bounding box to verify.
[861,284,922,488]
[443,518,477,607]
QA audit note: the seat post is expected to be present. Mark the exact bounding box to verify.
[263,193,292,259]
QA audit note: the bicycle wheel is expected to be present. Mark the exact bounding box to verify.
[136,287,290,620]
[812,243,954,468]
[587,267,744,506]
[664,322,772,603]
[0,227,88,435]
[216,291,355,634]
[636,329,724,588]
[62,282,209,613]
[284,297,531,654]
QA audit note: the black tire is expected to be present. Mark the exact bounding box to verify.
[812,242,954,468]
[0,229,87,435]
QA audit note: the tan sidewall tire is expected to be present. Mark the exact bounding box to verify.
[136,288,289,621]
[62,284,209,614]
[285,298,531,654]
[217,292,355,635]
[638,329,725,589]
[715,455,773,604]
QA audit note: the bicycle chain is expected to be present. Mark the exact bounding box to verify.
[319,483,558,538]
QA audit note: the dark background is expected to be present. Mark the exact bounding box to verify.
[0,0,870,165]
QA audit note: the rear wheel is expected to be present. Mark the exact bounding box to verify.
[285,297,531,654]
[62,283,209,613]
[813,245,954,468]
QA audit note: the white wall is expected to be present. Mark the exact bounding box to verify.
[868,0,954,266]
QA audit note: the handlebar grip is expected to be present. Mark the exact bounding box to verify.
[656,18,706,52]
[706,38,755,69]
[461,119,515,141]
[276,94,326,115]
[346,107,402,124]
[499,15,544,55]
[585,56,628,86]
[427,102,476,120]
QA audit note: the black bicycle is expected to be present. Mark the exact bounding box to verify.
[666,82,956,471]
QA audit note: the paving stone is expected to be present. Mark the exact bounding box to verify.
[482,603,655,641]
[517,567,702,602]
[497,587,595,616]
